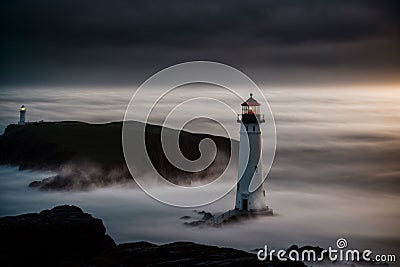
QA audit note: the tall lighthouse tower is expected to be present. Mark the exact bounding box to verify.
[18,105,26,125]
[235,94,270,212]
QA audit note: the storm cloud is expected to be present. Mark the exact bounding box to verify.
[1,0,399,86]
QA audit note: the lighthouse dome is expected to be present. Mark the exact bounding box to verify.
[241,93,260,106]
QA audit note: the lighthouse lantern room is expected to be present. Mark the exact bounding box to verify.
[18,105,26,125]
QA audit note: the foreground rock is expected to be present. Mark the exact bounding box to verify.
[0,205,305,267]
[0,205,115,266]
[84,241,306,267]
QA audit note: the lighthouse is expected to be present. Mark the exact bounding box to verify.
[185,93,272,225]
[235,93,270,212]
[18,105,26,125]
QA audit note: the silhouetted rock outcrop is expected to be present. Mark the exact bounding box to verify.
[85,241,306,267]
[0,205,306,266]
[0,205,115,266]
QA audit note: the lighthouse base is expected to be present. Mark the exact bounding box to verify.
[203,207,273,226]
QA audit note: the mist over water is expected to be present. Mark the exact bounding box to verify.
[0,86,399,263]
[0,166,399,259]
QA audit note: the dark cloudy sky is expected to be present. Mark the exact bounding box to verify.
[1,0,399,86]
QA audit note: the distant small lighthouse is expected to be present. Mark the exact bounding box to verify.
[18,105,26,125]
[235,94,270,212]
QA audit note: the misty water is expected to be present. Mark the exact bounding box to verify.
[0,86,399,264]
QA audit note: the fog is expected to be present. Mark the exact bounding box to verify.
[0,86,399,264]
[1,86,399,193]
[0,166,399,262]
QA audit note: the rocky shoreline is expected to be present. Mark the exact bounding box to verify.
[0,205,306,267]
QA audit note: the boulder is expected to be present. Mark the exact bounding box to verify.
[0,205,115,266]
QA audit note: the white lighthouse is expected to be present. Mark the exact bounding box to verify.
[190,93,272,225]
[235,94,270,212]
[18,105,26,125]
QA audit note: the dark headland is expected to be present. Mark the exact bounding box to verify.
[0,121,237,190]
